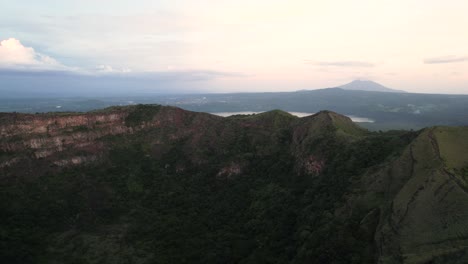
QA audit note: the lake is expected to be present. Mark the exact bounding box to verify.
[211,111,375,123]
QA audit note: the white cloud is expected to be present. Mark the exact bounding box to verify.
[310,60,375,68]
[0,38,63,70]
[0,38,134,75]
[424,56,468,64]
[96,64,132,74]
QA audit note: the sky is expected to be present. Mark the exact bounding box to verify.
[0,0,467,95]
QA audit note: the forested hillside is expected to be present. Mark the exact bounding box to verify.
[1,105,467,263]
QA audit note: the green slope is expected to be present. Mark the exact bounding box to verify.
[342,127,468,263]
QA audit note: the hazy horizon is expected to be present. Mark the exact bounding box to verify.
[1,0,468,95]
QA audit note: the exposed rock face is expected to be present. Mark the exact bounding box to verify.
[0,112,127,136]
[0,105,219,170]
[217,162,242,178]
[53,155,100,167]
[0,157,20,168]
[302,155,325,175]
[0,110,132,169]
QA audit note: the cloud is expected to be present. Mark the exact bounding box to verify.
[307,60,375,67]
[0,68,245,96]
[0,67,247,97]
[0,37,247,95]
[0,13,197,71]
[0,38,65,70]
[96,65,132,74]
[0,67,243,82]
[424,56,468,64]
[107,70,247,82]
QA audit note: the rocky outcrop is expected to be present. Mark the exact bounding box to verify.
[53,155,99,167]
[302,155,325,175]
[217,162,243,178]
[0,105,228,173]
[0,112,125,135]
[0,111,134,169]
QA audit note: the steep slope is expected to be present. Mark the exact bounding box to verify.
[339,80,407,93]
[1,105,467,264]
[384,127,468,263]
[339,127,468,263]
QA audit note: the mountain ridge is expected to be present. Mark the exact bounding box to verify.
[1,104,467,263]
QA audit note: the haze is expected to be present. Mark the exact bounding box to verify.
[1,0,467,94]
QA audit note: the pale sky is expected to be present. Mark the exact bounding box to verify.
[1,0,467,94]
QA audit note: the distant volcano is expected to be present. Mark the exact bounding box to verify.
[338,80,406,93]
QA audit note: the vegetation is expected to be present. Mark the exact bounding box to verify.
[2,88,468,131]
[434,127,468,169]
[1,105,467,263]
[125,104,162,126]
